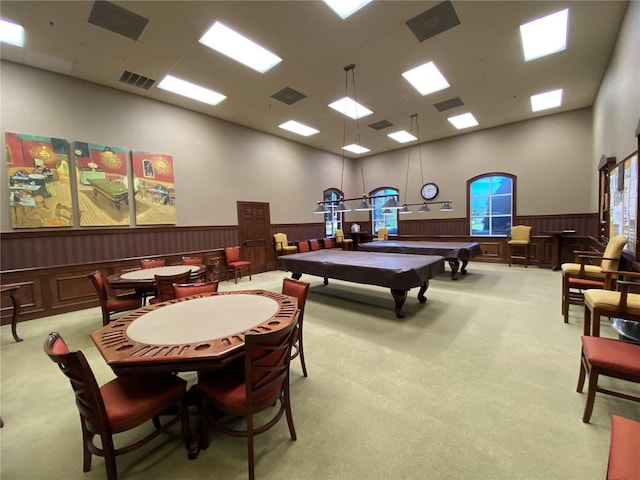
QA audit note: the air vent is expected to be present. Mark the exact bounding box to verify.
[406,1,460,43]
[271,87,307,105]
[88,1,149,41]
[433,96,464,112]
[118,71,156,90]
[368,120,394,130]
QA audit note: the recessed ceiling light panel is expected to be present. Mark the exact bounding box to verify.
[402,61,450,96]
[447,113,479,130]
[387,130,417,143]
[520,9,568,61]
[323,0,373,19]
[199,22,282,73]
[157,75,226,106]
[0,18,24,47]
[328,97,373,120]
[530,89,563,112]
[279,120,319,137]
[343,144,370,154]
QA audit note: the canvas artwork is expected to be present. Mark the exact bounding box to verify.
[6,132,73,228]
[74,142,131,226]
[131,150,176,225]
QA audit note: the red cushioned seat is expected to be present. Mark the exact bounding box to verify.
[607,415,640,480]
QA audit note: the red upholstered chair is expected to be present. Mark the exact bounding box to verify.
[282,278,311,377]
[182,256,203,265]
[173,281,219,299]
[309,239,321,251]
[576,336,640,423]
[196,317,298,480]
[297,240,310,253]
[140,258,166,269]
[88,271,142,326]
[224,246,251,284]
[607,415,640,480]
[322,237,340,249]
[205,259,221,282]
[44,332,191,480]
[149,271,191,304]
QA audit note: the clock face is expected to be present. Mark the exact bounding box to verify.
[421,183,439,200]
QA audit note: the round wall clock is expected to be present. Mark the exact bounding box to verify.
[421,182,439,200]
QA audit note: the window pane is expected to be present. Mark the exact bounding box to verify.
[471,216,489,235]
[471,178,491,197]
[491,176,512,195]
[471,197,490,217]
[492,216,511,236]
[491,195,511,215]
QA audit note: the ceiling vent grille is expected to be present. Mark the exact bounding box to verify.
[118,71,156,90]
[88,1,149,41]
[433,96,464,112]
[406,1,460,43]
[271,87,307,105]
[368,119,394,130]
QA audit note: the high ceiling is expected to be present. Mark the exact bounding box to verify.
[0,1,628,157]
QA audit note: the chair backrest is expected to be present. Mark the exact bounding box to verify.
[376,227,389,240]
[182,256,203,265]
[43,332,108,435]
[205,260,220,282]
[298,240,310,253]
[510,225,531,242]
[601,235,627,271]
[282,278,310,321]
[88,270,109,304]
[173,281,219,299]
[244,317,298,411]
[224,246,241,264]
[335,229,345,243]
[154,271,192,302]
[323,237,335,249]
[309,239,320,251]
[141,258,166,269]
[274,233,288,252]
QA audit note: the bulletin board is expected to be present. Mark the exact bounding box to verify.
[609,151,638,257]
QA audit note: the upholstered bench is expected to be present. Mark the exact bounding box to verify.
[577,336,640,423]
[606,415,640,480]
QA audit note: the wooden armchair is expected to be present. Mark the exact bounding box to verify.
[274,233,298,255]
[373,227,388,241]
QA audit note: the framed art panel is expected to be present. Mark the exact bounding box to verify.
[131,150,176,225]
[74,142,130,226]
[5,132,73,228]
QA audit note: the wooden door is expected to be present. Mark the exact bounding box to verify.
[237,201,271,274]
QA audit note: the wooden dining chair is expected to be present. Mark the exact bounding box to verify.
[308,239,321,251]
[282,278,311,377]
[44,332,191,480]
[182,256,203,265]
[173,281,219,299]
[196,316,298,480]
[507,225,532,267]
[297,240,310,253]
[224,246,251,284]
[88,271,143,326]
[140,258,166,269]
[150,270,191,304]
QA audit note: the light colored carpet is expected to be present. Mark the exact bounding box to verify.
[1,262,639,480]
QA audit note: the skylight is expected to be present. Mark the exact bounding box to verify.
[323,0,373,19]
[199,22,282,73]
[343,144,370,154]
[279,120,319,137]
[0,18,24,47]
[387,130,417,143]
[530,89,563,112]
[157,75,226,106]
[520,9,569,61]
[328,97,373,120]
[402,61,450,96]
[447,113,478,130]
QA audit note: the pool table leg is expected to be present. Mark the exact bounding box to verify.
[460,259,469,275]
[447,259,460,280]
[390,289,408,318]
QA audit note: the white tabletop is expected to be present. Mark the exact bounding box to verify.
[126,294,279,344]
[121,265,200,280]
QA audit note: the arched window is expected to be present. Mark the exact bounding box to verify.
[323,188,344,236]
[468,173,515,236]
[371,187,399,235]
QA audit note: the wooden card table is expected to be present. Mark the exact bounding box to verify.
[107,264,205,290]
[91,290,298,376]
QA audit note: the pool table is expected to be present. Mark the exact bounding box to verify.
[278,249,445,318]
[360,240,483,280]
[88,179,129,210]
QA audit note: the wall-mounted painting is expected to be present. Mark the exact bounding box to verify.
[131,150,176,225]
[5,132,73,228]
[74,142,130,226]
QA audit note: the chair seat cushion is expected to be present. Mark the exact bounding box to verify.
[229,261,250,267]
[569,277,605,288]
[507,240,529,245]
[584,290,640,313]
[561,263,605,278]
[100,374,186,431]
[608,415,640,480]
[105,295,142,311]
[198,367,280,408]
[282,246,297,252]
[581,336,640,375]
